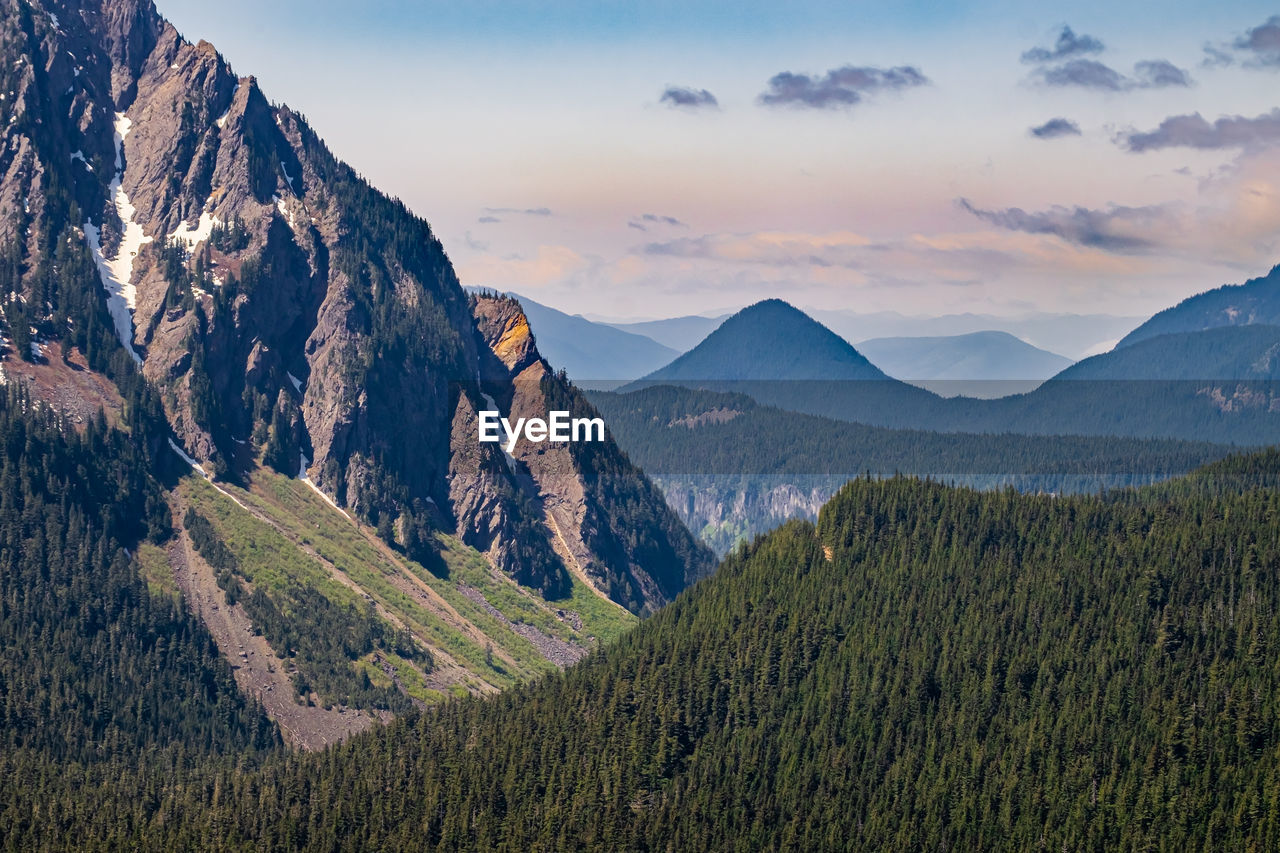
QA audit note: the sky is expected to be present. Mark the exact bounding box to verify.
[158,1,1280,322]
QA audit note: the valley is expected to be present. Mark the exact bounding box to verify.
[2,0,1279,850]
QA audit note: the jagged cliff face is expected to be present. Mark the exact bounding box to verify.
[0,0,711,614]
[455,295,714,613]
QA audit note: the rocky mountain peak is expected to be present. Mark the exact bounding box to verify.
[0,0,711,614]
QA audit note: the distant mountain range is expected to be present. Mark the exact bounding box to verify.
[602,314,729,352]
[487,297,1146,386]
[809,308,1143,361]
[621,299,1280,446]
[857,330,1073,396]
[1117,264,1280,349]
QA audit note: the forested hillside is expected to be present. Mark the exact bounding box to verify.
[0,387,277,776]
[590,384,1242,551]
[7,450,1280,850]
[1117,264,1280,348]
[592,385,1236,479]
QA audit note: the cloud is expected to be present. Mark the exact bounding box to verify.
[1234,15,1280,67]
[1201,44,1236,68]
[1201,16,1280,69]
[478,215,501,224]
[629,227,1152,298]
[457,146,1280,318]
[1035,58,1192,91]
[957,149,1280,266]
[1021,25,1105,64]
[483,207,553,216]
[1119,109,1280,152]
[642,231,873,267]
[1133,59,1192,88]
[1037,58,1127,90]
[660,86,719,109]
[757,64,928,110]
[1029,117,1082,139]
[957,199,1164,252]
[628,213,687,232]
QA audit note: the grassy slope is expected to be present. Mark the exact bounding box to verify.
[180,467,635,708]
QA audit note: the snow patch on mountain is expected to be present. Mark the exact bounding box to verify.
[168,210,221,249]
[84,113,152,365]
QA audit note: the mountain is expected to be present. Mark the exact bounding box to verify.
[603,312,728,351]
[470,290,679,384]
[0,0,712,742]
[857,330,1072,380]
[1116,264,1280,348]
[631,298,890,384]
[857,330,1073,396]
[15,450,1280,850]
[1059,324,1280,380]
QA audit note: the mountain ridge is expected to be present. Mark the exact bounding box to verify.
[1117,264,1280,349]
[856,330,1073,382]
[621,298,1280,445]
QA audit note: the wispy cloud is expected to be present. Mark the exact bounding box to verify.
[1029,117,1082,139]
[483,206,553,217]
[642,231,870,267]
[1201,44,1236,68]
[1118,108,1280,152]
[627,213,687,232]
[957,199,1164,253]
[957,148,1280,265]
[629,227,1150,296]
[1034,58,1192,91]
[1133,59,1193,88]
[660,86,719,109]
[1021,25,1105,64]
[757,64,928,110]
[1037,59,1127,90]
